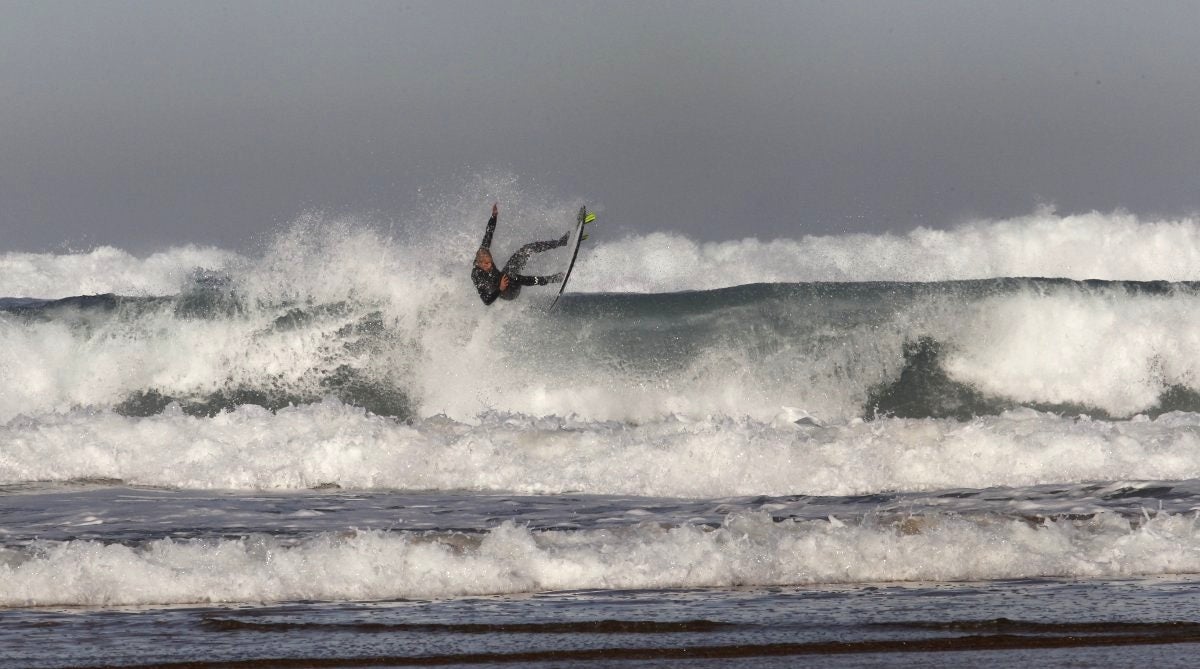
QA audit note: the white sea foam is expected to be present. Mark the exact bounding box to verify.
[0,246,239,299]
[945,288,1200,416]
[3,402,1200,496]
[3,510,1199,607]
[577,207,1200,292]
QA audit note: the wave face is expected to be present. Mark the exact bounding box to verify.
[4,263,1200,425]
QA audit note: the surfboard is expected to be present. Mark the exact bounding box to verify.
[550,206,595,310]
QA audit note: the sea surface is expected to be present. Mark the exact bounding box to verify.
[6,204,1200,667]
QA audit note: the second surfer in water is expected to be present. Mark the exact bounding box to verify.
[471,203,568,305]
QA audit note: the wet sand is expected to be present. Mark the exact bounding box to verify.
[9,577,1200,669]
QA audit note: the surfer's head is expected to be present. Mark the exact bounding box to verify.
[475,249,494,272]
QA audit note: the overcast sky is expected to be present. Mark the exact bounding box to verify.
[3,0,1199,252]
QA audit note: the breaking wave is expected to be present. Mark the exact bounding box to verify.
[4,511,1198,607]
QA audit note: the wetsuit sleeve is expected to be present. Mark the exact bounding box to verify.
[480,213,497,250]
[472,211,500,305]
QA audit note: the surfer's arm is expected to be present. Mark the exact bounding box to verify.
[479,203,498,250]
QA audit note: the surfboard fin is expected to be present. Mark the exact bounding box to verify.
[578,207,595,241]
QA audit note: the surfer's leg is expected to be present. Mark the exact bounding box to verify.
[509,272,565,287]
[503,248,528,274]
[503,235,571,274]
[502,242,548,274]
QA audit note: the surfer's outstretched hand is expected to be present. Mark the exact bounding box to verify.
[492,202,498,218]
[499,274,510,292]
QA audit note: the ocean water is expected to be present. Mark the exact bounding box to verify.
[6,201,1200,667]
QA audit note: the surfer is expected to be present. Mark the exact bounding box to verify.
[471,203,568,305]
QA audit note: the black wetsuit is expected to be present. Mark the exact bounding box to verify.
[471,212,566,305]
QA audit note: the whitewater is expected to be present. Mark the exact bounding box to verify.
[8,198,1200,667]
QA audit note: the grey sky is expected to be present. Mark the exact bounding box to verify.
[3,0,1198,252]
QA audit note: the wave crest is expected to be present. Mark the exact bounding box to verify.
[578,207,1200,292]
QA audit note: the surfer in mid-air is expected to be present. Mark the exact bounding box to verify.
[471,203,568,305]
